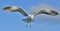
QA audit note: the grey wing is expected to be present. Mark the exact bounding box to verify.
[34,9,59,16]
[18,8,28,16]
[3,6,28,16]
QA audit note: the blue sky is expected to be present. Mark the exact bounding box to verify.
[0,0,60,31]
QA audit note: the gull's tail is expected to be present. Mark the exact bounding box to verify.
[22,17,32,28]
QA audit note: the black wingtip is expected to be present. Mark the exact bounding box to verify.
[51,10,59,15]
[3,7,11,10]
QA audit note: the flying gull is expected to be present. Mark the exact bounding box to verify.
[3,6,59,28]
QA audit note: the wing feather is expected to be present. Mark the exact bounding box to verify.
[3,6,28,16]
[18,8,28,16]
[33,9,59,16]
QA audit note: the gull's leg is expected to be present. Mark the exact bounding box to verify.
[29,23,32,28]
[26,23,28,28]
[26,23,32,28]
[30,23,31,28]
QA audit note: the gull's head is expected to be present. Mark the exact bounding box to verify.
[3,6,20,12]
[28,14,35,19]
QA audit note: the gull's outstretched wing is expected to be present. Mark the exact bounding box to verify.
[33,9,59,16]
[3,6,28,16]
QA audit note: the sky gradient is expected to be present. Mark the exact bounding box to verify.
[0,0,60,31]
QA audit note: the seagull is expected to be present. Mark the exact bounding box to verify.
[3,6,59,28]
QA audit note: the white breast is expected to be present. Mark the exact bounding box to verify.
[31,15,34,19]
[28,14,34,19]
